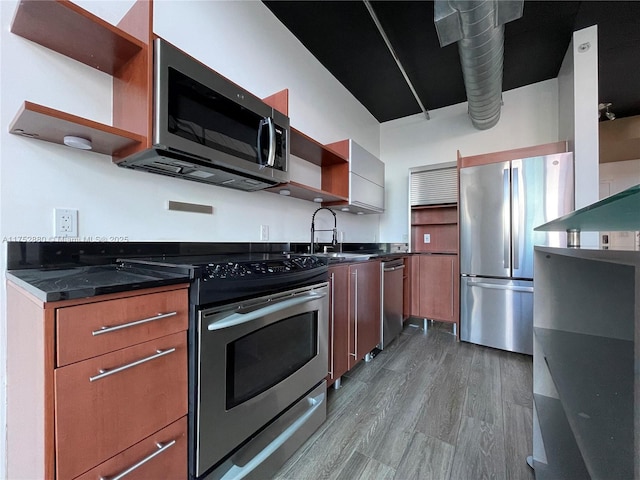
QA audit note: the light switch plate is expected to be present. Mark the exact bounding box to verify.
[423,233,431,243]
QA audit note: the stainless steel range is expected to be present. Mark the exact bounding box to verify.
[121,253,328,479]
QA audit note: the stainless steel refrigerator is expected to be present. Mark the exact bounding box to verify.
[459,152,574,354]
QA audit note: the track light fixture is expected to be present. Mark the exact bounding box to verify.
[598,102,615,121]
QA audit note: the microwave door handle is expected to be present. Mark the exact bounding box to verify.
[266,116,276,167]
[207,292,326,331]
[257,118,266,167]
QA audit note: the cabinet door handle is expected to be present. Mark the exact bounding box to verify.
[92,311,178,336]
[328,272,335,377]
[100,439,177,480]
[349,270,358,359]
[89,348,176,382]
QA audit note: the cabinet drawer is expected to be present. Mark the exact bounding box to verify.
[57,288,188,366]
[55,332,187,480]
[74,416,187,480]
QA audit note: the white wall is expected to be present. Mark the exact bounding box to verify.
[599,159,640,250]
[379,79,560,242]
[600,159,640,192]
[0,1,381,474]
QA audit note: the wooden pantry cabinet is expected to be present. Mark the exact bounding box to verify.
[327,260,381,387]
[6,282,189,480]
[410,204,460,334]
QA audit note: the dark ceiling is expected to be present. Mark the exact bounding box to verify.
[263,1,640,124]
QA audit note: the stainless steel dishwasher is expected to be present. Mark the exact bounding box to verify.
[379,258,405,349]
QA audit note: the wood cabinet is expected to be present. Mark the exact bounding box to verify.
[323,139,385,214]
[9,0,153,158]
[347,260,381,370]
[410,203,460,333]
[263,92,349,205]
[326,260,381,385]
[411,205,458,254]
[411,254,459,325]
[75,417,187,480]
[6,282,189,479]
[327,265,349,388]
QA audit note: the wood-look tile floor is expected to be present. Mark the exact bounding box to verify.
[274,321,535,480]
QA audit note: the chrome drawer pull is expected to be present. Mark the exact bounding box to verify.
[92,311,178,336]
[89,348,176,382]
[100,439,177,480]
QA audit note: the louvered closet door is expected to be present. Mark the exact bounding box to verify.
[410,165,458,206]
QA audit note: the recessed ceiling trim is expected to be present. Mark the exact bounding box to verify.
[363,0,430,120]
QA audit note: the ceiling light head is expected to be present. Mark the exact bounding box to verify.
[598,102,615,121]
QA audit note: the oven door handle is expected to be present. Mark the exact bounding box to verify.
[207,292,327,331]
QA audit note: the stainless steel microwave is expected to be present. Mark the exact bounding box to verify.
[115,38,289,191]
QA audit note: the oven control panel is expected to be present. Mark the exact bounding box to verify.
[203,256,326,280]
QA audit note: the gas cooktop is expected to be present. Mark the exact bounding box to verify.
[120,253,328,306]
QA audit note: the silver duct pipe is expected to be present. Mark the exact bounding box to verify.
[435,0,523,130]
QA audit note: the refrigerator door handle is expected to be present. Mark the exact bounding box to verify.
[503,168,510,269]
[512,165,520,270]
[469,282,534,293]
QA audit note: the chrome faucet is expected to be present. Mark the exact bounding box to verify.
[310,207,337,254]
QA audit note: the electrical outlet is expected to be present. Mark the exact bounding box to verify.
[260,224,269,241]
[423,233,431,244]
[54,208,78,237]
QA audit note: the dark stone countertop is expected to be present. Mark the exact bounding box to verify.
[6,264,190,302]
[4,241,410,302]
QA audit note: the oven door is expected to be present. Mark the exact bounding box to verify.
[196,283,328,477]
